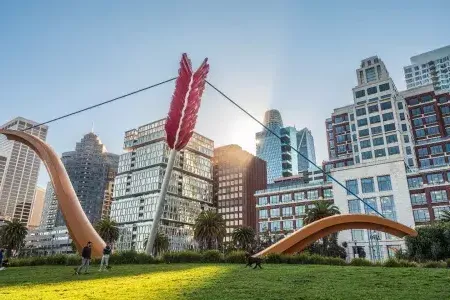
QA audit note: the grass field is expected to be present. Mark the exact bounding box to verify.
[0,264,449,299]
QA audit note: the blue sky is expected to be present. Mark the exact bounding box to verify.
[1,1,449,187]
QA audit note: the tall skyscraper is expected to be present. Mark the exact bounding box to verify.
[40,182,58,230]
[256,110,316,183]
[0,155,6,185]
[28,186,45,229]
[0,117,48,223]
[296,127,316,171]
[213,145,267,242]
[51,132,119,227]
[404,45,450,92]
[110,119,214,252]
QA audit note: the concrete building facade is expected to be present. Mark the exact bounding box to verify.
[28,186,45,229]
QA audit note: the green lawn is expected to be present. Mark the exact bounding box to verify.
[0,264,449,299]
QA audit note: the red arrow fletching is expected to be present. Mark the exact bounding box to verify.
[165,53,209,150]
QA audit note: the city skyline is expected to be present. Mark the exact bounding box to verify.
[1,2,450,188]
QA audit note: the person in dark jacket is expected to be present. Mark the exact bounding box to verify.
[0,249,4,270]
[99,243,112,271]
[76,242,92,275]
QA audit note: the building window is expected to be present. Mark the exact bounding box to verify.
[359,129,369,137]
[386,134,398,144]
[270,208,280,217]
[433,157,446,166]
[413,209,430,222]
[362,151,373,160]
[360,140,371,149]
[430,190,448,203]
[270,195,279,204]
[427,126,440,135]
[361,178,375,193]
[355,90,366,98]
[282,207,292,217]
[368,105,379,113]
[379,83,390,92]
[372,137,384,146]
[271,221,281,232]
[356,108,367,116]
[370,115,381,124]
[259,222,269,232]
[363,197,378,215]
[420,159,431,168]
[366,67,376,83]
[294,192,305,201]
[258,197,268,205]
[307,190,319,200]
[381,196,396,220]
[433,206,450,220]
[399,113,405,121]
[357,118,368,126]
[410,193,426,206]
[283,220,294,231]
[418,147,428,157]
[351,229,365,241]
[375,149,386,157]
[377,175,392,191]
[259,209,268,218]
[295,219,304,229]
[282,194,292,202]
[348,199,361,213]
[295,205,305,215]
[382,112,394,121]
[380,101,392,110]
[427,173,444,185]
[388,146,400,155]
[404,135,410,143]
[384,123,396,132]
[323,189,333,199]
[367,86,378,95]
[424,115,437,124]
[346,180,358,195]
[423,105,435,114]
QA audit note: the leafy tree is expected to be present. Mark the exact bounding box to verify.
[94,217,120,244]
[404,222,450,261]
[144,232,170,256]
[232,226,255,251]
[305,233,346,259]
[440,210,450,222]
[304,201,340,255]
[194,211,225,250]
[0,219,28,257]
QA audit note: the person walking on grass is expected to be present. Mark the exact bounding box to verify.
[99,243,112,271]
[76,241,92,275]
[0,249,4,271]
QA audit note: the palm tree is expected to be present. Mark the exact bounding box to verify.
[304,201,340,254]
[194,211,226,250]
[440,210,450,222]
[0,219,28,257]
[144,232,170,256]
[232,226,255,251]
[94,217,120,244]
[304,201,340,224]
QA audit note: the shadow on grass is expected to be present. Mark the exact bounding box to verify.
[184,264,450,300]
[0,263,200,288]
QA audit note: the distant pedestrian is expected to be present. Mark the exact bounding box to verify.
[76,242,92,275]
[99,244,112,271]
[0,249,4,270]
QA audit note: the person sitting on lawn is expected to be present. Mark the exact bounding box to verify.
[76,241,92,275]
[99,243,112,271]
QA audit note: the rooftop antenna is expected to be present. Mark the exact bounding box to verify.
[91,121,95,133]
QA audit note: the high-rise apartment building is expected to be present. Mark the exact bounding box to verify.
[323,57,416,261]
[401,84,450,224]
[213,145,267,242]
[256,110,316,183]
[52,132,119,227]
[110,119,214,252]
[404,45,450,92]
[324,56,415,172]
[0,155,6,185]
[28,186,45,229]
[40,182,58,230]
[296,127,316,172]
[0,117,48,223]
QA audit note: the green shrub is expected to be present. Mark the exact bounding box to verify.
[201,250,223,263]
[422,261,446,268]
[163,251,202,263]
[383,258,401,268]
[446,258,450,268]
[350,258,374,267]
[265,253,285,263]
[224,251,246,264]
